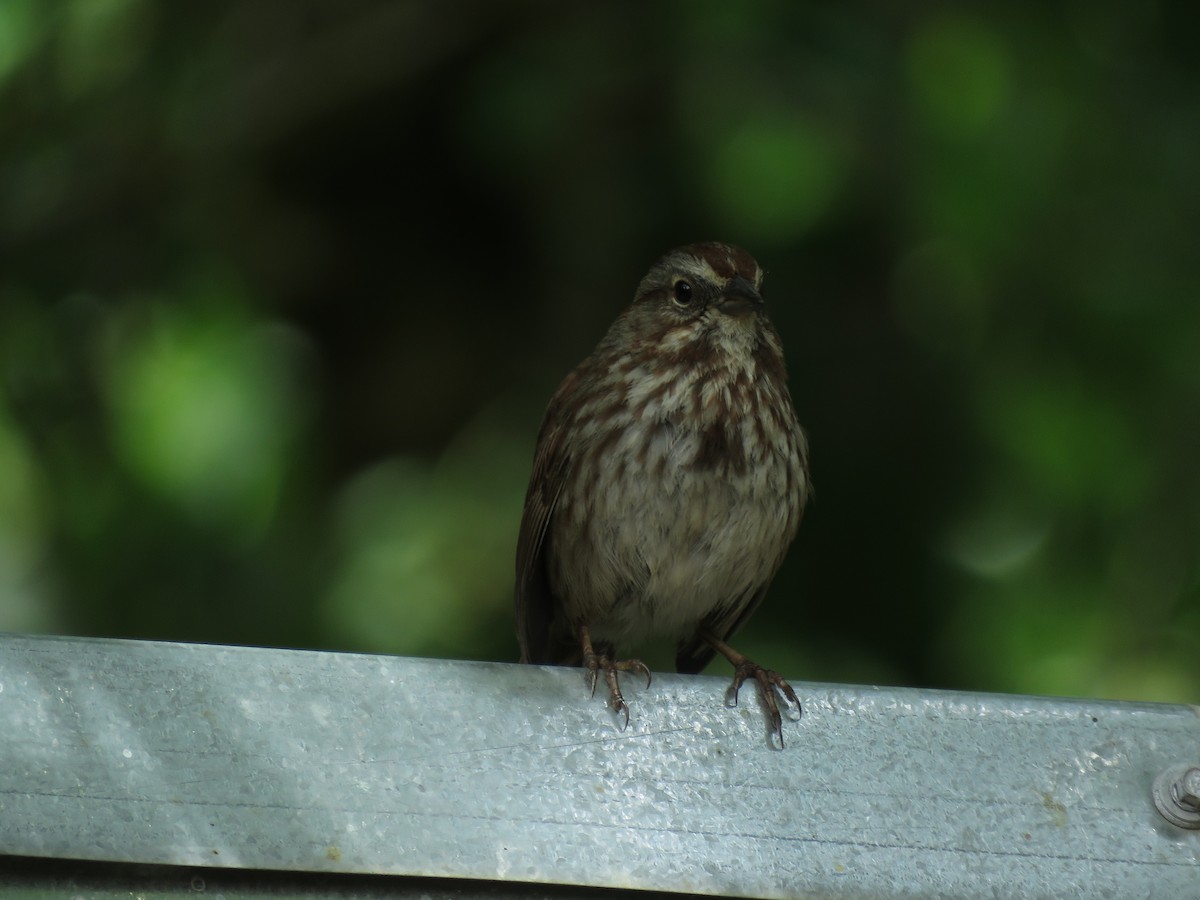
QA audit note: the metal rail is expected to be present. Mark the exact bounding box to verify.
[1,633,1197,898]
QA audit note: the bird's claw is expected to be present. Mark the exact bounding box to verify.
[582,650,651,731]
[728,660,802,748]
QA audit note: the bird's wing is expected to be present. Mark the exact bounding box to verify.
[514,380,577,664]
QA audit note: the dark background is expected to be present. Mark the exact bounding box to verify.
[1,2,1196,702]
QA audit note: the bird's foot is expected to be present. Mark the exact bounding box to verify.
[579,627,650,729]
[727,658,801,747]
[703,630,802,748]
[583,649,651,729]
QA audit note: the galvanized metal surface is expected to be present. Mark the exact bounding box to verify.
[1,633,1197,899]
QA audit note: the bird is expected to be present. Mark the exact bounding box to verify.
[515,242,810,745]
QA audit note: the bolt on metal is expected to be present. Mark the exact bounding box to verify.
[1152,765,1200,829]
[1179,768,1200,808]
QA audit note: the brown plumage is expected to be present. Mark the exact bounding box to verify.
[515,242,810,745]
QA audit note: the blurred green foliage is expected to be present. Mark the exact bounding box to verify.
[1,2,1196,703]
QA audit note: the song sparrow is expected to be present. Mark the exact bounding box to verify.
[515,242,810,745]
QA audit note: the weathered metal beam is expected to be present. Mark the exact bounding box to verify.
[1,633,1197,898]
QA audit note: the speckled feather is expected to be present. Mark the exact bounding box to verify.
[515,242,809,675]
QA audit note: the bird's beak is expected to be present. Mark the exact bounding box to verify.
[716,274,764,317]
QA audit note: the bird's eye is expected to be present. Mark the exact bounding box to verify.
[672,280,694,305]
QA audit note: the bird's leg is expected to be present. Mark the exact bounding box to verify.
[701,630,801,747]
[579,624,651,730]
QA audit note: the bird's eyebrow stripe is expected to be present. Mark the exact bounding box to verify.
[688,245,760,284]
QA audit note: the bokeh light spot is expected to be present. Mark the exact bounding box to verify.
[907,15,1011,139]
[704,113,842,242]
